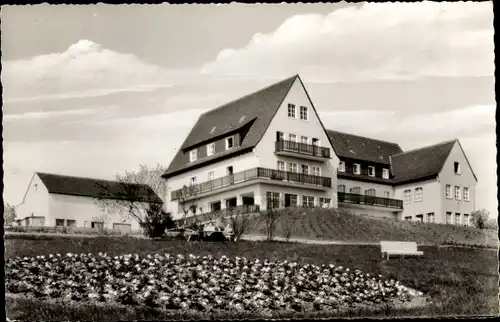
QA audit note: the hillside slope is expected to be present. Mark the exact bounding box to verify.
[245,208,498,248]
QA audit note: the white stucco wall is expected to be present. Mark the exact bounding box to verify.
[165,152,259,219]
[253,77,339,207]
[15,174,50,224]
[49,194,145,231]
[438,141,477,224]
[394,178,441,222]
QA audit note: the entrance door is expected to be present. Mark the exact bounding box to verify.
[285,194,298,207]
[226,197,237,209]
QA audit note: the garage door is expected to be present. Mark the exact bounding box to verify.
[113,223,132,234]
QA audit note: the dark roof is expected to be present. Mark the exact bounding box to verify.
[326,130,403,165]
[391,140,457,185]
[163,75,298,178]
[36,172,163,203]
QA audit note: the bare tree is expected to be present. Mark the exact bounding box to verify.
[259,195,285,241]
[281,208,301,242]
[226,206,253,242]
[94,163,171,237]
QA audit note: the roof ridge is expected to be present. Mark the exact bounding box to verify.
[36,172,149,187]
[326,129,401,147]
[392,139,457,157]
[199,75,299,117]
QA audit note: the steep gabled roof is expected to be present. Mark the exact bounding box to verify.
[163,75,298,178]
[36,172,163,203]
[391,140,456,185]
[326,130,403,165]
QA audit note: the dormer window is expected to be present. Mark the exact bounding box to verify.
[300,106,309,121]
[338,161,345,172]
[189,149,197,162]
[207,143,215,156]
[288,104,296,118]
[353,163,361,174]
[454,162,461,175]
[382,168,389,179]
[226,137,234,150]
[368,166,375,177]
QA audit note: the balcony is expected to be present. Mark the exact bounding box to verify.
[338,192,403,209]
[275,140,331,161]
[171,167,332,201]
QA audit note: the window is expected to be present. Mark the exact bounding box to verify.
[34,184,38,192]
[319,198,331,208]
[289,163,298,173]
[446,212,452,224]
[337,185,346,193]
[289,133,297,142]
[454,162,461,175]
[313,166,321,176]
[464,214,470,226]
[207,143,215,156]
[56,219,65,226]
[445,185,452,199]
[301,136,308,144]
[266,192,281,209]
[226,137,234,150]
[300,106,309,121]
[454,186,461,200]
[384,191,390,198]
[405,216,412,221]
[455,213,461,225]
[190,177,197,185]
[427,213,435,223]
[416,214,424,223]
[288,104,296,118]
[350,187,361,194]
[353,163,361,174]
[403,189,412,204]
[277,161,285,171]
[276,131,284,141]
[365,189,376,196]
[382,168,390,179]
[227,166,234,175]
[303,196,315,207]
[414,187,423,202]
[368,166,375,177]
[338,161,345,172]
[463,187,470,201]
[301,164,309,175]
[189,149,197,162]
[208,171,214,181]
[67,220,76,227]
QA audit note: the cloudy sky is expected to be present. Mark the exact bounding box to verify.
[2,2,496,217]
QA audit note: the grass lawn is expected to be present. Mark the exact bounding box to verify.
[245,208,498,248]
[5,234,498,320]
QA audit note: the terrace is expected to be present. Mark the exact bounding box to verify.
[338,192,403,209]
[171,167,332,201]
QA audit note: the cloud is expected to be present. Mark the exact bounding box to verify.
[3,108,97,121]
[1,39,199,101]
[202,2,494,81]
[319,104,496,145]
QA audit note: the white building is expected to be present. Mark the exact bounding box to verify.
[15,172,163,233]
[162,75,477,226]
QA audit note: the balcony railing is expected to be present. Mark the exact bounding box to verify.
[338,192,403,209]
[171,167,332,201]
[275,140,331,158]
